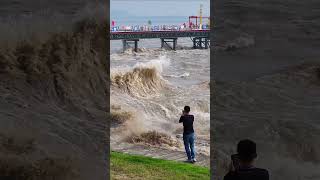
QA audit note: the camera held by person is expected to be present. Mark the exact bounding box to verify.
[224,139,269,180]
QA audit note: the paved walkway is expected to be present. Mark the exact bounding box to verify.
[111,142,210,167]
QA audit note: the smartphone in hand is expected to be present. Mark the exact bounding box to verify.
[231,154,240,171]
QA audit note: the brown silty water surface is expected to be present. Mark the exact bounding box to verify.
[110,45,210,157]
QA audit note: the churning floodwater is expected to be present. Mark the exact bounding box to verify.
[110,21,210,155]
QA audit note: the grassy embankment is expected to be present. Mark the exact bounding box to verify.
[111,151,210,180]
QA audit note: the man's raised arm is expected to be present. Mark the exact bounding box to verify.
[179,116,184,123]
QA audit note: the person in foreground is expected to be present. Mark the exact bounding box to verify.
[179,106,196,163]
[224,139,269,180]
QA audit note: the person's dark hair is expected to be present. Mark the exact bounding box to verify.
[237,139,257,162]
[184,106,190,113]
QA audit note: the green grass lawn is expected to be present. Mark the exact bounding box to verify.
[111,151,210,180]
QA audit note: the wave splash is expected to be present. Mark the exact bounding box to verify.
[111,56,170,97]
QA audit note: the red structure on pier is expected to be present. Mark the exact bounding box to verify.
[188,16,210,28]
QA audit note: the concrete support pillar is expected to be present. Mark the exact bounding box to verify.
[122,40,127,52]
[160,38,178,51]
[192,37,210,49]
[205,38,208,49]
[173,38,177,51]
[134,40,138,52]
[122,39,139,52]
[161,38,164,48]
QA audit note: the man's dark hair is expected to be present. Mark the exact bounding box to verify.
[184,106,190,113]
[237,139,257,162]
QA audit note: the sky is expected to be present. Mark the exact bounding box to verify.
[111,0,210,18]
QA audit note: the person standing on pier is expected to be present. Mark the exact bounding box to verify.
[179,106,196,163]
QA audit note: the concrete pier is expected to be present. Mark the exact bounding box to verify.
[113,30,210,51]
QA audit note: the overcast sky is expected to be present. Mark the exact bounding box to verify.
[111,0,210,17]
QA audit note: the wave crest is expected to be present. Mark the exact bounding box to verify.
[111,66,165,97]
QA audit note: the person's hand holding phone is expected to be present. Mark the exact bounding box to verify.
[228,161,235,172]
[230,154,240,171]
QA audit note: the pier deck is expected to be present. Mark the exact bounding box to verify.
[110,30,210,51]
[110,30,210,40]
